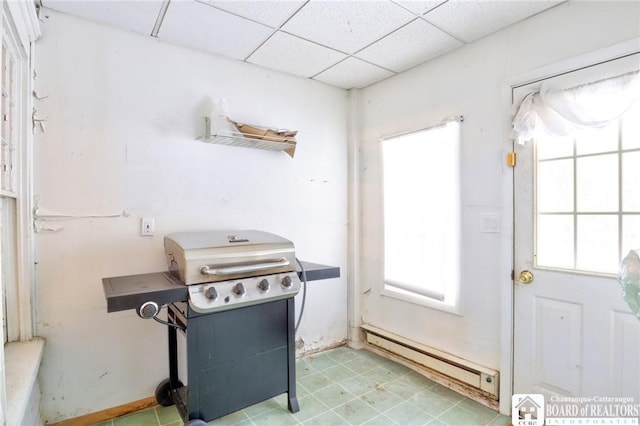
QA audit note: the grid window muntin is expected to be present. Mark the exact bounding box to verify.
[534,104,640,275]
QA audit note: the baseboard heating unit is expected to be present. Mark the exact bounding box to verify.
[361,324,499,399]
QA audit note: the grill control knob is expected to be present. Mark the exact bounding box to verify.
[232,282,246,296]
[281,275,292,288]
[258,279,270,292]
[204,287,218,300]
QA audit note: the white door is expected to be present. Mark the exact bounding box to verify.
[513,55,640,400]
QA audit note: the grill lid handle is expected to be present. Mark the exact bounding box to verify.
[200,258,290,276]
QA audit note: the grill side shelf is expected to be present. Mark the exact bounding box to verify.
[102,272,188,313]
[297,261,340,281]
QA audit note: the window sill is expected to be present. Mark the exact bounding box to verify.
[5,337,45,426]
[381,285,462,316]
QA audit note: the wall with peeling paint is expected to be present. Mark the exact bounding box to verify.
[33,9,348,423]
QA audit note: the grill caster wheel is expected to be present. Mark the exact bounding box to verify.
[155,378,183,407]
[185,420,207,426]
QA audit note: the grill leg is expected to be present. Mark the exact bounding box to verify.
[287,298,299,413]
[168,315,179,386]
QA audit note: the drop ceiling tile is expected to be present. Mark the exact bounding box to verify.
[356,18,462,73]
[393,0,447,15]
[159,0,273,60]
[196,0,306,28]
[314,57,395,89]
[42,0,163,35]
[281,0,416,54]
[247,31,347,78]
[424,0,563,43]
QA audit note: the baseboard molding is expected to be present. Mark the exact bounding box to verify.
[49,396,157,426]
[295,339,347,359]
[364,342,499,411]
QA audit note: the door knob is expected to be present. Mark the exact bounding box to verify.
[517,270,534,284]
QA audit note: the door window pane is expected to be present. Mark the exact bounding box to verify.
[537,134,573,160]
[538,159,573,212]
[537,214,574,269]
[575,123,619,155]
[576,215,619,273]
[622,216,640,256]
[576,154,618,212]
[622,151,640,212]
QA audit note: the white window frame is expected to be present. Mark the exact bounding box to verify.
[0,1,39,423]
[380,118,462,315]
[1,0,38,344]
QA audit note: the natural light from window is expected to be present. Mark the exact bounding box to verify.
[381,120,461,312]
[535,102,640,275]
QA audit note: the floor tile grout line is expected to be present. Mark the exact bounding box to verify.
[430,397,504,426]
[429,397,465,421]
[154,406,162,426]
[328,405,360,426]
[305,349,382,377]
[361,393,413,422]
[101,348,509,426]
[310,357,379,378]
[485,412,502,425]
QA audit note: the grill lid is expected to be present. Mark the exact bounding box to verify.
[165,230,296,285]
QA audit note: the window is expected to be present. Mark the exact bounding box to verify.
[535,102,640,275]
[1,25,19,343]
[381,120,461,313]
[0,1,39,344]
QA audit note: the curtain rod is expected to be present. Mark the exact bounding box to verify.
[378,115,463,142]
[511,51,639,90]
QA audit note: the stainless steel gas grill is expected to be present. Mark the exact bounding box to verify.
[163,230,301,423]
[102,230,340,426]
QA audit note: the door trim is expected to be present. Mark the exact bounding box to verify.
[499,37,640,415]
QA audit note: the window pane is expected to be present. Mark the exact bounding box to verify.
[538,159,573,212]
[1,197,18,342]
[575,123,619,155]
[622,103,640,150]
[537,134,573,160]
[576,154,618,212]
[622,151,640,212]
[622,215,640,258]
[576,215,618,273]
[537,214,574,269]
[382,122,460,304]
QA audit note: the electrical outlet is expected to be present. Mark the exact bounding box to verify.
[141,217,155,236]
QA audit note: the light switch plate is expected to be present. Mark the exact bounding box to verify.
[480,213,500,233]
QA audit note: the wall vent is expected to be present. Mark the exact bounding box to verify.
[361,324,499,399]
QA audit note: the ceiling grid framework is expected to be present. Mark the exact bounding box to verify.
[41,0,565,89]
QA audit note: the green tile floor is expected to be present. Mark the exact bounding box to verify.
[97,346,510,426]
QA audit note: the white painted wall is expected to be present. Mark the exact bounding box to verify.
[356,0,639,411]
[33,9,347,422]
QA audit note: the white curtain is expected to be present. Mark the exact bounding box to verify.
[512,70,640,145]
